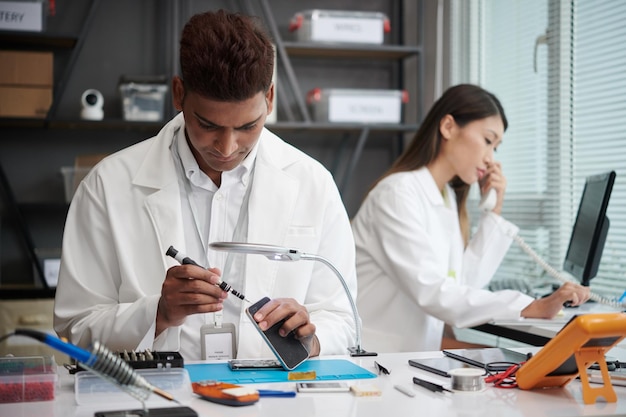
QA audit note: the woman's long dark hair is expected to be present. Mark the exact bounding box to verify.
[369,84,507,244]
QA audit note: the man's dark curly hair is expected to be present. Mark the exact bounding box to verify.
[179,9,274,101]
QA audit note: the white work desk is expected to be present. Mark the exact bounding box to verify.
[4,350,626,417]
[474,301,625,346]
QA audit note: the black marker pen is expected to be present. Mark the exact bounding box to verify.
[166,246,250,302]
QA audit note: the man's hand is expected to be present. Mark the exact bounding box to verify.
[156,265,227,336]
[251,298,320,356]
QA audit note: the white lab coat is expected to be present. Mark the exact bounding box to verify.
[351,168,534,353]
[54,113,357,360]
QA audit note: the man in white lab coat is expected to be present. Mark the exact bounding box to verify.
[53,10,356,361]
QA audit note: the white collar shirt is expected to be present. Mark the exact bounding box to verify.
[174,126,258,332]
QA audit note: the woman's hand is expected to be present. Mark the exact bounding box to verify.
[521,282,591,319]
[479,161,507,214]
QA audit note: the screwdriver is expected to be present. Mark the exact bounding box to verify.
[412,376,454,394]
[166,246,250,302]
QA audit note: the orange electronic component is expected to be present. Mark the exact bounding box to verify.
[192,380,259,407]
[516,312,626,404]
[287,370,317,380]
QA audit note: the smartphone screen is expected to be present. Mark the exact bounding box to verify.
[442,348,530,372]
[246,297,310,370]
[296,382,350,392]
[408,357,476,377]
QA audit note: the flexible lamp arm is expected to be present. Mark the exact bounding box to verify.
[208,242,375,357]
[299,252,361,354]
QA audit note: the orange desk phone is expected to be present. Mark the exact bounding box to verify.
[516,312,626,404]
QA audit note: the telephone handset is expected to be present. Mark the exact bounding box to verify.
[478,189,622,308]
[478,188,498,212]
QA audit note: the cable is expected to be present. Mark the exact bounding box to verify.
[508,231,625,309]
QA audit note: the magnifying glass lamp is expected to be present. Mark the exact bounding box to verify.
[209,242,376,357]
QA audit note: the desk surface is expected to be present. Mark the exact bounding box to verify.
[5,351,626,417]
[475,301,625,346]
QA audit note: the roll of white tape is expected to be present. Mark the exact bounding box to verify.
[448,368,485,392]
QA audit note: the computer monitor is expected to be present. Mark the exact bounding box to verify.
[562,171,616,286]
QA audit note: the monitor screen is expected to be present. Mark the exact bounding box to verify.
[563,171,616,286]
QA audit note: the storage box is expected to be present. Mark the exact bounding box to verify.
[60,166,91,203]
[0,355,58,403]
[289,9,390,44]
[0,50,53,118]
[119,76,168,122]
[0,0,47,32]
[75,367,192,405]
[307,88,407,123]
[34,248,61,287]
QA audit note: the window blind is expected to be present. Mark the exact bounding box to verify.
[450,0,626,300]
[569,0,626,297]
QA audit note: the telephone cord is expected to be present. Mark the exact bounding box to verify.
[507,231,625,309]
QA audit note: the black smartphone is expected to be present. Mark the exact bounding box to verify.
[246,296,310,371]
[94,406,198,417]
[408,357,477,377]
[442,348,529,372]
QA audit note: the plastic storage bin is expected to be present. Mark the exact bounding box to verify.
[289,9,390,44]
[307,88,407,123]
[0,355,58,403]
[75,367,193,405]
[119,76,168,122]
[60,166,92,203]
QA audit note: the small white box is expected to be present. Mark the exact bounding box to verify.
[307,88,407,124]
[34,248,61,287]
[119,76,168,122]
[289,9,390,44]
[0,0,46,32]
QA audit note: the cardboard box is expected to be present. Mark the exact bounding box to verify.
[0,0,46,32]
[0,50,53,86]
[0,86,52,117]
[0,50,53,118]
[307,88,407,123]
[289,9,390,44]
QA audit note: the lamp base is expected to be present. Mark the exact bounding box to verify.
[348,346,377,357]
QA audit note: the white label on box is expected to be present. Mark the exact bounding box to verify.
[0,1,43,31]
[328,94,401,123]
[312,17,383,44]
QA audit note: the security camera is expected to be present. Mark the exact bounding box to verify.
[80,89,104,120]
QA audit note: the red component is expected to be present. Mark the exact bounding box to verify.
[0,380,55,403]
[401,90,409,103]
[289,14,303,32]
[383,18,391,33]
[306,88,322,104]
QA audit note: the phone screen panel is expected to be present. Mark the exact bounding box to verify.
[296,382,350,392]
[246,297,310,370]
[443,348,530,372]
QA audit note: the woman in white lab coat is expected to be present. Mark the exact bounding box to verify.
[351,84,590,353]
